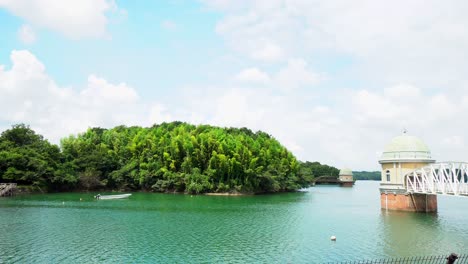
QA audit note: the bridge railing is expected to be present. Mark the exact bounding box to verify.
[406,162,468,196]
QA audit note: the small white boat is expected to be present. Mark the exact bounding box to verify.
[94,193,132,200]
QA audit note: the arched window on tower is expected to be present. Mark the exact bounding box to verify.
[386,170,391,182]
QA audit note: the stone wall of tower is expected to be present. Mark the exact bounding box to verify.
[339,175,353,182]
[380,192,437,212]
[381,162,432,185]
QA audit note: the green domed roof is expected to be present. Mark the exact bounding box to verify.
[383,134,430,153]
[379,133,434,162]
[339,168,353,176]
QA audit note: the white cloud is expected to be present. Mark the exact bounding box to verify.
[2,50,468,170]
[235,67,270,83]
[161,20,177,31]
[352,90,409,122]
[442,136,464,149]
[0,50,157,142]
[81,75,139,105]
[250,42,284,62]
[275,58,321,91]
[200,0,248,12]
[204,0,468,90]
[192,0,468,169]
[169,85,341,166]
[0,0,119,39]
[210,89,265,127]
[148,104,173,124]
[181,83,468,170]
[350,86,468,164]
[235,59,321,89]
[384,84,421,98]
[17,24,36,44]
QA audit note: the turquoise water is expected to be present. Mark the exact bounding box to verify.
[1,181,467,263]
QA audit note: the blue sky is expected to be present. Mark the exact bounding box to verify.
[1,1,224,94]
[1,0,467,170]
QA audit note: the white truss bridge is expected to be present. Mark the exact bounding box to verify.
[406,162,468,196]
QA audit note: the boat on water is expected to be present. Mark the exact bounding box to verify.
[94,193,132,200]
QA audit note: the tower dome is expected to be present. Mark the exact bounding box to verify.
[379,132,434,163]
[339,168,353,176]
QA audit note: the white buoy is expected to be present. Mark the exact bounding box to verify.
[330,236,336,241]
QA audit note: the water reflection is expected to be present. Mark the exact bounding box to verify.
[379,210,443,257]
[2,182,468,263]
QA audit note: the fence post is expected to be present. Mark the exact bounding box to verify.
[446,253,458,264]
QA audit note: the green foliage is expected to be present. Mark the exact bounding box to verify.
[297,161,340,181]
[0,122,341,193]
[59,122,306,193]
[353,171,381,181]
[0,124,75,189]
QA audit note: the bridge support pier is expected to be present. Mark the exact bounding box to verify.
[380,192,437,212]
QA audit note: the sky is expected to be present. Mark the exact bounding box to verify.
[0,0,468,170]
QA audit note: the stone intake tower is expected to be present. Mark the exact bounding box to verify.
[338,168,354,187]
[379,132,437,212]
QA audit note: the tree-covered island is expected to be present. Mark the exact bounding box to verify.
[0,122,340,194]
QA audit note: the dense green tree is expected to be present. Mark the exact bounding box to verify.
[60,122,305,193]
[0,124,75,189]
[297,161,340,181]
[0,122,341,193]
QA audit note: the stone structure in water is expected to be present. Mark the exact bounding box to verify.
[338,168,354,187]
[379,131,437,212]
[313,169,354,187]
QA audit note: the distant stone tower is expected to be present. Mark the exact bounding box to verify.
[339,168,354,187]
[379,131,437,212]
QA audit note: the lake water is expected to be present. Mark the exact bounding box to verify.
[0,181,467,263]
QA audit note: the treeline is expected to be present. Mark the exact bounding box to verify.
[0,123,339,194]
[0,124,67,190]
[298,161,340,179]
[353,171,381,181]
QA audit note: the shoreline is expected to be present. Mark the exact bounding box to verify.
[9,185,312,197]
[204,192,251,196]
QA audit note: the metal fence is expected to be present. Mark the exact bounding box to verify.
[329,254,468,264]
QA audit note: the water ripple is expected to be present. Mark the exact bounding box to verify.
[1,183,468,263]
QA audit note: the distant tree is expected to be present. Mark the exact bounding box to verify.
[297,161,340,181]
[352,171,381,181]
